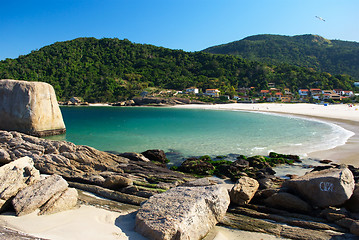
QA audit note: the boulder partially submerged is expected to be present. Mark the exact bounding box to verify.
[135,184,230,240]
[0,79,66,136]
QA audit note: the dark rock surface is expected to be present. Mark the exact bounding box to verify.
[141,149,168,164]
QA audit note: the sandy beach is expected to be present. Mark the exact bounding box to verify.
[1,103,358,240]
[173,103,359,167]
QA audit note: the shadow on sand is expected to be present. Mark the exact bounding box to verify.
[115,211,149,240]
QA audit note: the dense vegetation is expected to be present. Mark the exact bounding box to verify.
[0,37,356,102]
[203,34,359,80]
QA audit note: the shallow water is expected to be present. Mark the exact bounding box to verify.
[46,106,353,165]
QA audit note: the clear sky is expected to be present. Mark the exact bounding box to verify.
[1,0,358,60]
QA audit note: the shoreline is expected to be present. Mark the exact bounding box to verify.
[172,103,359,167]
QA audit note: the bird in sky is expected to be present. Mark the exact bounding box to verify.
[315,16,326,22]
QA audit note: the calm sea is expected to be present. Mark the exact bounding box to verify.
[46,106,353,163]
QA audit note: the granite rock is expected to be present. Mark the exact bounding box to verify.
[0,79,66,136]
[135,185,230,240]
[345,183,359,213]
[141,149,167,163]
[103,175,133,189]
[39,187,78,215]
[0,156,40,210]
[283,166,355,208]
[0,148,11,164]
[0,130,192,198]
[12,174,68,216]
[230,176,259,205]
[264,192,312,213]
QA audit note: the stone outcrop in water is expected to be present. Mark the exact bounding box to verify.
[0,79,66,137]
[135,184,230,240]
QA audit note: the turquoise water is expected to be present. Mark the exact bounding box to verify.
[47,106,352,162]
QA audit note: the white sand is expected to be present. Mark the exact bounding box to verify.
[0,205,147,240]
[88,103,112,106]
[173,103,359,122]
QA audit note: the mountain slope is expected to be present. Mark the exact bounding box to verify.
[203,34,359,79]
[0,37,355,102]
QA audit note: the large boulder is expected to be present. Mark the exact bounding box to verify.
[283,166,355,208]
[0,156,40,210]
[0,79,66,136]
[12,174,69,216]
[135,185,230,240]
[230,176,259,205]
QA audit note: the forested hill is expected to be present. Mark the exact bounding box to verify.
[203,34,359,80]
[0,37,356,102]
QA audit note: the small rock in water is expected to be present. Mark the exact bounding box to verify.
[320,160,333,164]
[141,149,168,163]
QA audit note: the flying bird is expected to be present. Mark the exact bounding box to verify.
[315,16,325,22]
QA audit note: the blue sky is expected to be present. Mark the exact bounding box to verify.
[1,0,358,60]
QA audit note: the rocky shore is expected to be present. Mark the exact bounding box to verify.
[1,130,359,239]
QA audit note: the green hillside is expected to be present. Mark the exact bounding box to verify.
[203,34,359,80]
[0,37,356,102]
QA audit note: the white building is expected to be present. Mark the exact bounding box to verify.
[341,91,354,97]
[205,89,220,97]
[186,87,199,94]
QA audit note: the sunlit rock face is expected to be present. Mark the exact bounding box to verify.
[0,79,66,136]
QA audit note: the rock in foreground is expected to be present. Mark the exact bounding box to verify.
[12,174,69,216]
[0,156,40,210]
[135,185,230,240]
[0,79,66,136]
[283,166,355,208]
